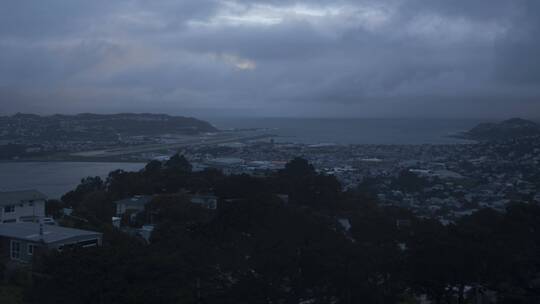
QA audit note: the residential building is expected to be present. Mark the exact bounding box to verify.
[0,222,102,264]
[0,190,46,223]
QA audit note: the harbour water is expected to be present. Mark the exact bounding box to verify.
[207,117,480,145]
[0,162,144,199]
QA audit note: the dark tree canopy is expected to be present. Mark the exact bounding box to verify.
[11,157,540,304]
[281,156,316,178]
[165,153,192,173]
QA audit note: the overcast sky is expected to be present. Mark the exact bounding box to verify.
[1,0,539,118]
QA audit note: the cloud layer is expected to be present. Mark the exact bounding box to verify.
[1,0,539,117]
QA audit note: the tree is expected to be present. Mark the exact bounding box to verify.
[185,168,224,193]
[160,154,193,192]
[407,219,455,304]
[146,194,212,229]
[165,154,192,173]
[61,176,104,206]
[214,174,269,199]
[45,199,65,218]
[289,174,341,208]
[143,160,162,177]
[281,157,316,179]
[74,191,114,226]
[106,170,145,199]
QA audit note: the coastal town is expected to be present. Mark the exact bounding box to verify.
[1,115,540,303]
[175,132,540,223]
[2,114,540,224]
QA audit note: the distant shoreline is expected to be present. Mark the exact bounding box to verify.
[0,158,147,164]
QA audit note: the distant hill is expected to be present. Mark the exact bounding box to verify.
[458,118,540,141]
[0,113,217,142]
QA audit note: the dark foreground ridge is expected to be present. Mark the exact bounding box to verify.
[458,118,540,141]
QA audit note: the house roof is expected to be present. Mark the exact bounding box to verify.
[0,190,47,207]
[114,195,153,207]
[0,223,102,244]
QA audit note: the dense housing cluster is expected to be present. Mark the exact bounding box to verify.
[177,134,540,223]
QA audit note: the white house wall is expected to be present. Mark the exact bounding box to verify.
[0,200,46,223]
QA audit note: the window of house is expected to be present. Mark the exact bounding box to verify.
[3,219,16,223]
[28,244,35,256]
[4,205,15,213]
[10,241,21,260]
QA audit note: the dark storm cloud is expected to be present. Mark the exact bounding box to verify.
[0,0,539,117]
[494,1,540,85]
[0,0,118,37]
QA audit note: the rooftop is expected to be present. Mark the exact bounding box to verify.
[0,190,47,207]
[0,222,101,244]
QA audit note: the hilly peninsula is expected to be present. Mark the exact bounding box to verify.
[457,118,540,141]
[0,113,217,142]
[0,113,218,161]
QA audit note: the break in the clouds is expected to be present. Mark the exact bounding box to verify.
[0,0,539,118]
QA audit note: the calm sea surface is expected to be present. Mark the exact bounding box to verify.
[207,117,480,145]
[0,162,144,199]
